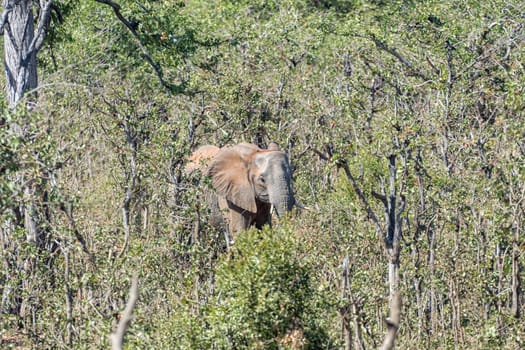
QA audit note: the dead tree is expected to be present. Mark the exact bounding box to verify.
[371,155,406,295]
[337,153,405,349]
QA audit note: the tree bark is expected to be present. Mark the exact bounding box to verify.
[3,0,37,108]
[372,155,405,295]
[2,0,52,108]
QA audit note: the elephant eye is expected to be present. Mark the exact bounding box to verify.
[258,176,265,183]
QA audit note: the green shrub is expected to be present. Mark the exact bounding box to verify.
[171,225,334,349]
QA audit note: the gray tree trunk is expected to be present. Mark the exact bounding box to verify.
[3,0,38,108]
[2,0,52,108]
[0,0,52,317]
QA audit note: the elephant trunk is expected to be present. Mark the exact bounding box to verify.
[270,179,295,217]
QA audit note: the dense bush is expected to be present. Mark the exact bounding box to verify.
[165,225,333,349]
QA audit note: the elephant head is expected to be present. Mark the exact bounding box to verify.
[202,142,295,235]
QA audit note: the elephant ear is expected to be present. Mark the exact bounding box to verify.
[208,146,257,214]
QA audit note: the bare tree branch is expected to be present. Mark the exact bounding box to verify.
[94,0,186,93]
[372,191,387,205]
[30,0,53,53]
[110,275,139,350]
[379,291,402,350]
[0,1,15,34]
[370,35,431,82]
[306,145,384,238]
[305,144,331,161]
[59,201,96,267]
[338,159,383,237]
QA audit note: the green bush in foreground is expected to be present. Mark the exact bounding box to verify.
[169,225,334,350]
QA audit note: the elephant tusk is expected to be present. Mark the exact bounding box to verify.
[295,200,310,210]
[270,204,276,216]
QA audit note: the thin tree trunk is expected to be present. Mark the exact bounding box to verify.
[428,221,437,334]
[510,191,522,319]
[373,155,405,295]
[371,154,405,349]
[340,256,365,350]
[110,276,139,350]
[63,247,74,346]
[495,242,504,332]
[352,301,365,350]
[413,149,432,342]
[511,221,521,318]
[379,292,402,350]
[340,257,352,350]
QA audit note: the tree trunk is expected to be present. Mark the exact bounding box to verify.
[338,153,405,349]
[3,0,38,108]
[374,154,405,350]
[510,189,522,319]
[511,222,521,318]
[377,155,405,295]
[0,0,53,319]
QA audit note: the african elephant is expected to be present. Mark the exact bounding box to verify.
[187,142,296,242]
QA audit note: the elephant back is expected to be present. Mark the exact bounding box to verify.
[186,145,221,175]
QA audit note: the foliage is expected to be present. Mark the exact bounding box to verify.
[209,226,332,349]
[166,226,333,349]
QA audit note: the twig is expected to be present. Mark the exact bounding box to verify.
[110,275,139,350]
